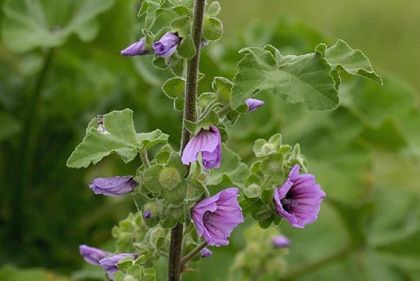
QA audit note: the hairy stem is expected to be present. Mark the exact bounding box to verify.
[11,48,54,241]
[139,149,151,168]
[181,241,207,266]
[168,0,206,281]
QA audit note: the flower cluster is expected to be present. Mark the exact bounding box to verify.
[121,32,181,58]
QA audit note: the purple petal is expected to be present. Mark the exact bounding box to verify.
[89,176,138,196]
[245,98,264,112]
[182,126,221,169]
[192,188,244,246]
[200,247,213,258]
[153,32,181,58]
[273,165,325,228]
[121,38,148,56]
[272,235,290,248]
[79,245,110,266]
[99,253,137,279]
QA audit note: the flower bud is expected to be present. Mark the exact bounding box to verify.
[200,247,213,258]
[271,235,290,248]
[153,32,181,58]
[121,38,148,56]
[159,167,182,190]
[143,201,161,227]
[246,98,264,112]
[143,209,152,219]
[79,245,110,266]
[99,253,137,279]
[89,176,138,196]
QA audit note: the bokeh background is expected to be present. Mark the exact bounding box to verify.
[1,0,420,280]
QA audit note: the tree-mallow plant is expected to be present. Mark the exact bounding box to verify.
[67,0,381,280]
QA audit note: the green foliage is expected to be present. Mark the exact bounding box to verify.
[1,0,419,279]
[232,45,339,110]
[323,39,383,85]
[162,77,185,111]
[231,40,382,111]
[67,109,168,168]
[2,0,115,53]
[229,224,288,281]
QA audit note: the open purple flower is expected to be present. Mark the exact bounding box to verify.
[79,245,110,266]
[121,38,148,56]
[273,165,325,228]
[200,247,213,258]
[99,253,137,279]
[89,176,138,196]
[181,126,221,169]
[153,32,181,58]
[192,188,244,246]
[246,98,264,112]
[271,235,290,248]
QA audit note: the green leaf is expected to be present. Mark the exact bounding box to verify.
[177,35,196,59]
[253,133,283,158]
[206,1,221,17]
[162,77,185,111]
[67,109,140,168]
[212,76,233,104]
[170,15,191,37]
[231,45,339,110]
[208,144,250,187]
[324,39,383,85]
[203,17,223,42]
[1,0,115,53]
[137,130,169,150]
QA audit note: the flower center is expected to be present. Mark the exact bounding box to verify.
[203,211,214,226]
[281,198,298,213]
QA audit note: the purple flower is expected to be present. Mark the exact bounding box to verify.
[99,253,137,279]
[89,176,138,196]
[192,188,244,246]
[273,165,326,228]
[200,247,213,258]
[271,235,290,248]
[121,38,148,56]
[79,245,110,266]
[143,209,152,219]
[153,32,181,58]
[245,98,264,112]
[181,126,221,169]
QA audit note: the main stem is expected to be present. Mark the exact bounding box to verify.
[168,0,206,281]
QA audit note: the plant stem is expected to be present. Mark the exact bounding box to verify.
[140,149,151,168]
[168,0,206,280]
[11,48,54,241]
[181,241,207,266]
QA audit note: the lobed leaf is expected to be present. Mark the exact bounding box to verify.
[324,39,383,85]
[67,109,168,168]
[231,46,339,110]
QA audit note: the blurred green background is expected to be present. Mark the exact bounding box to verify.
[1,0,420,280]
